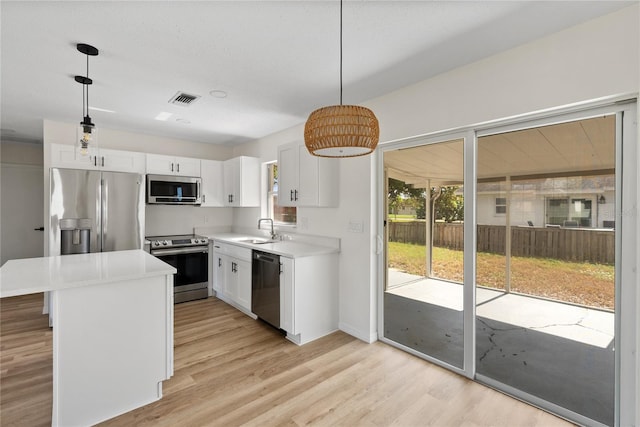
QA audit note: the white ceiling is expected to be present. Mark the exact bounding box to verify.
[0,1,632,146]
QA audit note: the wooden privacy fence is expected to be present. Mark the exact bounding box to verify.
[388,221,614,264]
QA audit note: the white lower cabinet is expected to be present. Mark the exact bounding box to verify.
[280,254,338,345]
[211,239,339,345]
[211,241,253,315]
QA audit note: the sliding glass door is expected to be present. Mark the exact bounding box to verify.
[379,100,637,426]
[476,115,617,425]
[383,138,465,370]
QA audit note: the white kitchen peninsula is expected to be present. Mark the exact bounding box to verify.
[0,250,176,427]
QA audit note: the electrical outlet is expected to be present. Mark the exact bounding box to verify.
[299,217,309,230]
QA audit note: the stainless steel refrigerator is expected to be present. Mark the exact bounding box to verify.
[49,168,145,256]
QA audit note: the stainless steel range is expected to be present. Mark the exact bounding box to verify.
[147,234,209,303]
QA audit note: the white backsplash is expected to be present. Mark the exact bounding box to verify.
[145,205,233,237]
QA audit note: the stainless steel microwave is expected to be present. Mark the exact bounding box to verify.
[146,174,201,205]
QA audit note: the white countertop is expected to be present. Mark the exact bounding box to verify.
[0,250,176,298]
[206,233,340,258]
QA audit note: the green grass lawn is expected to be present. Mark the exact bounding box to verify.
[388,242,615,310]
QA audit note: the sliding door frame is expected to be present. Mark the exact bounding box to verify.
[377,129,472,379]
[376,95,637,426]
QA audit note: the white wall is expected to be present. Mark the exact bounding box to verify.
[0,141,45,265]
[231,4,639,364]
[42,120,234,249]
[145,205,232,237]
[369,6,638,143]
[1,140,44,166]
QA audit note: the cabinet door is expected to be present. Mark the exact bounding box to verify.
[223,256,238,300]
[277,143,298,207]
[296,144,320,206]
[146,154,175,174]
[223,158,239,206]
[212,247,225,293]
[174,156,201,177]
[235,259,252,311]
[200,160,224,207]
[280,257,295,335]
[50,143,96,170]
[237,157,260,207]
[100,148,146,174]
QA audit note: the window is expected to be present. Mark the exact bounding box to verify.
[267,162,296,225]
[545,197,593,227]
[495,197,507,214]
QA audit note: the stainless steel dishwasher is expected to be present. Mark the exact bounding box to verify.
[251,250,281,328]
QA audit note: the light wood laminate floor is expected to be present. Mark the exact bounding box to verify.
[0,293,574,426]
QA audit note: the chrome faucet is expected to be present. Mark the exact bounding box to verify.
[258,218,277,240]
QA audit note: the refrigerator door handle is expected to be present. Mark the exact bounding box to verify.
[100,177,107,252]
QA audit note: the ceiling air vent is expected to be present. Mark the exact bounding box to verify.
[168,91,201,107]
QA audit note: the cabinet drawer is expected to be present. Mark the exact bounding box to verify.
[213,241,252,261]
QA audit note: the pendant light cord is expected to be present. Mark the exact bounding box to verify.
[339,0,343,106]
[85,54,89,117]
[82,78,86,118]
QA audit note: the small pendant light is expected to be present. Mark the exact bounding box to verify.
[74,43,99,157]
[304,0,379,158]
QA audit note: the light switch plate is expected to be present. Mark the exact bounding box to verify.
[348,220,364,233]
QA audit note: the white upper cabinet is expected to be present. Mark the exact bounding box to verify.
[50,143,145,174]
[277,142,339,207]
[223,156,260,207]
[146,154,201,177]
[99,148,146,173]
[200,159,225,207]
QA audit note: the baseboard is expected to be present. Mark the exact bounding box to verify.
[339,322,377,343]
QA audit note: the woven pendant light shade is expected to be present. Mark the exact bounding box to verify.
[304,104,379,158]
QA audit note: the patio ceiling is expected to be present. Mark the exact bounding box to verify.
[385,115,615,188]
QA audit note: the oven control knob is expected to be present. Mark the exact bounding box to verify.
[153,241,160,247]
[162,241,168,246]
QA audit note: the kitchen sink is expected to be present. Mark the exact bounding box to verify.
[238,238,277,245]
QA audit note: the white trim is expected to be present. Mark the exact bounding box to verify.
[339,321,377,343]
[616,104,638,427]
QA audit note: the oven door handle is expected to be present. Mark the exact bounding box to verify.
[151,246,208,256]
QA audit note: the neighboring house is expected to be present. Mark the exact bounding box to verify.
[477,175,615,228]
